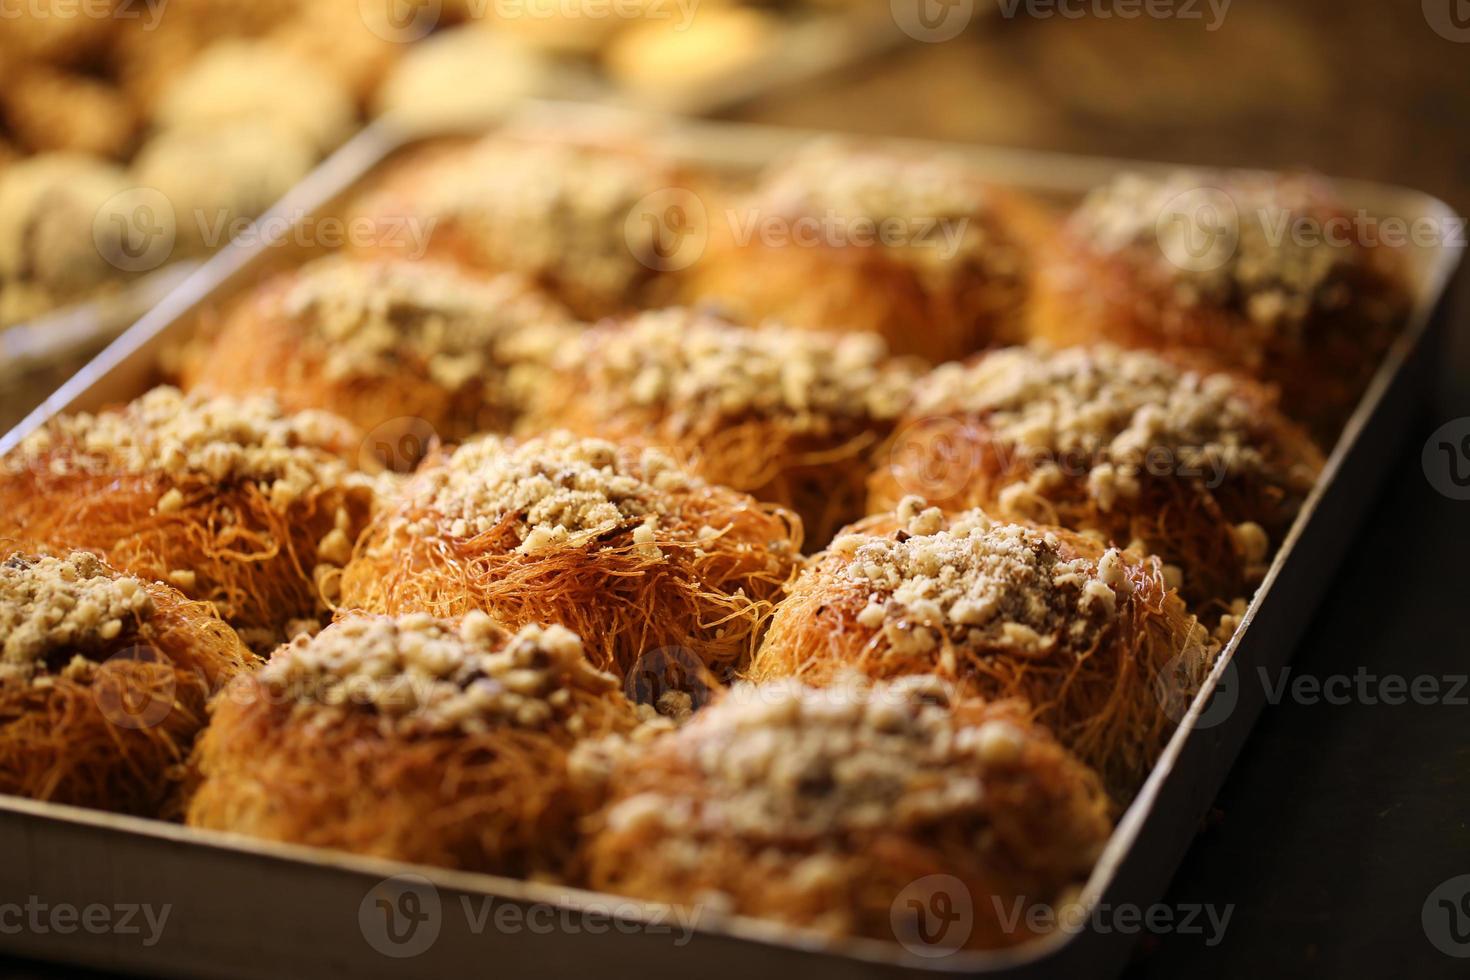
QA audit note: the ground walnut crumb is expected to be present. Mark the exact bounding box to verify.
[260,612,618,736]
[10,386,371,507]
[0,552,155,684]
[278,256,574,388]
[754,141,1019,272]
[915,345,1277,509]
[594,674,1032,840]
[409,431,697,547]
[564,308,916,431]
[417,138,659,302]
[1071,170,1360,334]
[835,498,1121,658]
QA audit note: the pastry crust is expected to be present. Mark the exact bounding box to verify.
[1029,170,1411,444]
[576,673,1112,949]
[0,550,255,816]
[683,141,1056,363]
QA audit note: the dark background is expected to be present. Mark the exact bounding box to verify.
[5,1,1469,977]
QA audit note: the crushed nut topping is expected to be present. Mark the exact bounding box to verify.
[915,345,1279,509]
[408,431,696,546]
[832,499,1120,658]
[1,552,155,684]
[563,308,916,431]
[1071,170,1361,334]
[260,612,618,736]
[589,673,1031,840]
[753,141,1018,272]
[414,138,659,303]
[9,387,370,507]
[278,257,575,389]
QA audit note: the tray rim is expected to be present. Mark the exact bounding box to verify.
[0,104,1462,977]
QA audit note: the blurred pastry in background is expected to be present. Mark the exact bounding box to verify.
[130,121,315,256]
[350,136,688,320]
[0,154,131,327]
[603,7,778,105]
[1030,170,1412,444]
[375,28,562,132]
[0,0,118,67]
[270,1,403,107]
[686,141,1054,364]
[152,39,356,156]
[485,0,637,56]
[0,68,139,158]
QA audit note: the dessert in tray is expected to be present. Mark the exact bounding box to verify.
[0,125,1414,956]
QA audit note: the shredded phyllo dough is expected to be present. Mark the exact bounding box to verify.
[756,142,1018,269]
[279,257,574,388]
[0,553,153,684]
[261,612,618,736]
[408,432,695,551]
[417,139,656,299]
[581,674,1029,840]
[916,345,1289,508]
[569,308,913,428]
[830,498,1121,658]
[10,386,371,506]
[1071,170,1357,332]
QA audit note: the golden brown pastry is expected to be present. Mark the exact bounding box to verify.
[188,612,641,875]
[747,502,1210,800]
[1029,170,1411,443]
[0,550,256,815]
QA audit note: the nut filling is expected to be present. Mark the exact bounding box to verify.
[9,386,371,508]
[586,674,1034,842]
[563,308,914,431]
[0,552,155,684]
[261,612,617,736]
[832,499,1123,658]
[278,257,573,389]
[1071,171,1364,335]
[406,432,697,550]
[914,345,1300,511]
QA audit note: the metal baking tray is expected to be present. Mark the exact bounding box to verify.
[0,104,1461,979]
